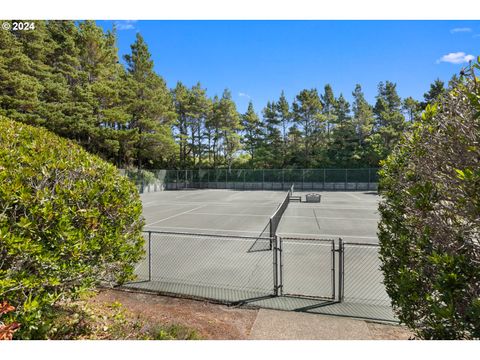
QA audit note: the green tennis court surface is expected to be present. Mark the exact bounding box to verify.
[141,189,380,243]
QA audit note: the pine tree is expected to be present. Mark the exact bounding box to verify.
[402,96,421,122]
[206,95,221,167]
[321,84,337,138]
[214,89,242,169]
[276,91,291,166]
[260,101,283,168]
[292,89,324,167]
[241,101,263,166]
[123,33,176,169]
[77,21,132,165]
[351,84,375,166]
[329,94,357,166]
[0,21,45,125]
[422,78,446,108]
[370,81,406,164]
[172,81,190,167]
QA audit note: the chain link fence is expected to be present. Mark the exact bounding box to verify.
[341,242,391,306]
[124,231,394,321]
[120,168,380,193]
[129,231,275,303]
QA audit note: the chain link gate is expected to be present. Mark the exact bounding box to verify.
[275,237,338,300]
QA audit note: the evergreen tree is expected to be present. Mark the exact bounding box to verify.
[0,22,45,125]
[370,81,406,164]
[292,89,325,167]
[77,21,131,165]
[188,82,211,167]
[321,84,337,138]
[217,89,242,170]
[352,84,374,146]
[402,96,421,122]
[123,33,176,169]
[329,94,357,166]
[276,91,291,166]
[241,101,263,166]
[206,95,221,167]
[422,78,446,108]
[260,101,283,168]
[172,81,190,167]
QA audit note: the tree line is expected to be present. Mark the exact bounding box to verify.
[0,20,457,170]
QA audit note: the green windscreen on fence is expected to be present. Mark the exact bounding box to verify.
[121,168,380,193]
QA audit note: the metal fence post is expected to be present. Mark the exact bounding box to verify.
[332,241,336,300]
[273,235,278,296]
[338,238,344,302]
[345,169,348,191]
[176,170,179,190]
[148,231,152,282]
[225,168,228,189]
[368,168,371,190]
[262,169,265,190]
[243,169,246,190]
[323,168,326,190]
[282,169,285,190]
[273,236,283,297]
[279,236,283,296]
[302,169,305,190]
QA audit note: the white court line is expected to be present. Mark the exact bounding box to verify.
[343,192,364,201]
[144,201,280,208]
[292,206,378,210]
[228,191,253,199]
[142,201,157,206]
[170,211,378,221]
[146,204,207,226]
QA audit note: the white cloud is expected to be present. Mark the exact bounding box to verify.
[436,52,475,64]
[450,27,472,33]
[473,34,480,38]
[238,92,251,99]
[115,20,137,31]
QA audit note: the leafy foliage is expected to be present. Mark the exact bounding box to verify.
[0,117,145,339]
[378,59,480,339]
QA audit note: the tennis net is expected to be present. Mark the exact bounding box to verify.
[269,185,294,237]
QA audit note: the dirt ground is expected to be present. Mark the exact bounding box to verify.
[92,289,259,339]
[92,288,412,340]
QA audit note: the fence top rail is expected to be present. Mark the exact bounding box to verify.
[343,242,380,247]
[143,229,272,241]
[280,236,336,243]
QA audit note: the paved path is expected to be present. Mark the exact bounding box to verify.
[248,309,411,340]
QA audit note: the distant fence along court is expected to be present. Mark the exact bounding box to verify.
[121,168,380,193]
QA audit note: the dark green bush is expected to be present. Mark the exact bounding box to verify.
[378,59,480,339]
[0,117,145,339]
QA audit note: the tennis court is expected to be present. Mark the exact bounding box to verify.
[127,187,395,322]
[141,189,379,241]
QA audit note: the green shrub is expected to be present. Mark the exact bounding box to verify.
[378,59,480,339]
[0,117,145,339]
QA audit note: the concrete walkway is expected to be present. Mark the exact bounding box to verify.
[248,309,412,340]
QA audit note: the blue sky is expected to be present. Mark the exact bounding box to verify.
[97,20,480,114]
